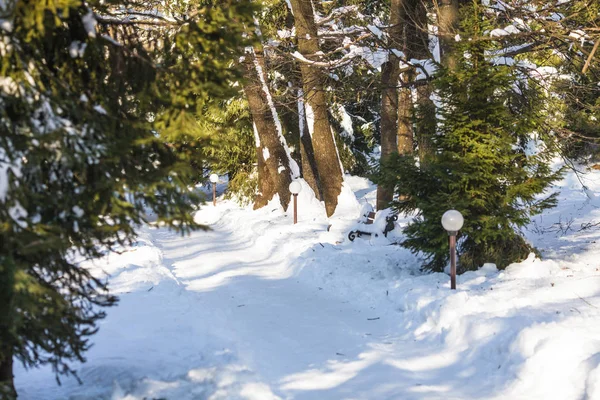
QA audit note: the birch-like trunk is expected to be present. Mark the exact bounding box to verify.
[289,0,343,217]
[242,46,299,210]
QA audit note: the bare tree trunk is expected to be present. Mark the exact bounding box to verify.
[0,350,15,400]
[415,84,436,163]
[298,89,323,200]
[437,0,461,69]
[253,136,276,209]
[377,58,400,210]
[411,0,436,164]
[377,0,406,210]
[0,270,16,400]
[397,72,414,155]
[289,0,343,217]
[242,46,298,210]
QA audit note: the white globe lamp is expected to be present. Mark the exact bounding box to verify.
[441,209,464,290]
[289,180,302,224]
[289,180,302,195]
[441,210,464,233]
[209,173,219,206]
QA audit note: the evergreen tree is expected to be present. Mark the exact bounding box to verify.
[198,97,257,204]
[0,0,253,397]
[379,2,561,272]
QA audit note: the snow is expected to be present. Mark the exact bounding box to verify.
[490,25,520,37]
[297,89,305,137]
[1,19,12,32]
[82,11,97,38]
[15,168,600,400]
[333,104,354,141]
[0,145,22,201]
[569,30,588,46]
[250,48,299,178]
[252,122,260,147]
[304,101,314,138]
[367,25,383,39]
[69,41,87,58]
[93,104,107,115]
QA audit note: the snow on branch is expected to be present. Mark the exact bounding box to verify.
[290,32,372,69]
[315,6,359,27]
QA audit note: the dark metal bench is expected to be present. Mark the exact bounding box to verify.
[348,211,398,241]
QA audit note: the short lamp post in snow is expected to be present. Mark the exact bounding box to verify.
[289,180,302,224]
[441,210,464,290]
[209,173,219,206]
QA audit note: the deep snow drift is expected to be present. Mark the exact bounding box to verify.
[15,167,600,400]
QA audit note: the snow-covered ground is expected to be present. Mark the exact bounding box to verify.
[15,167,600,400]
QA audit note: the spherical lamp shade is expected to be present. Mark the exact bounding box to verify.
[289,180,302,194]
[209,173,219,184]
[441,210,464,232]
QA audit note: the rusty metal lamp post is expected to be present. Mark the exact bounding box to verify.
[289,180,302,224]
[441,210,464,290]
[209,173,219,206]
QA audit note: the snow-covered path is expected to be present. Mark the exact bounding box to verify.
[146,207,409,400]
[15,171,600,399]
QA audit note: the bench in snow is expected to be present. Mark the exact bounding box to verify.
[348,209,398,241]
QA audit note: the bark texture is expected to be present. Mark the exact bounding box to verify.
[397,72,414,155]
[376,0,407,210]
[411,0,436,164]
[242,47,295,210]
[437,0,461,69]
[298,90,323,200]
[289,0,343,217]
[253,142,276,209]
[0,351,15,400]
[0,274,15,400]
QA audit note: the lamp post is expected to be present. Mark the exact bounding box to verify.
[441,210,464,290]
[289,180,302,224]
[209,173,219,206]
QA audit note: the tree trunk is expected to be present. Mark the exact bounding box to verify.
[377,58,400,210]
[410,0,436,164]
[253,133,276,209]
[0,350,15,400]
[289,0,343,217]
[298,89,323,200]
[376,0,407,210]
[242,46,298,211]
[437,0,461,70]
[415,84,436,163]
[0,261,16,400]
[397,72,413,155]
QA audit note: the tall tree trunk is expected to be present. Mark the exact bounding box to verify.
[411,0,436,164]
[437,0,461,69]
[0,350,15,400]
[397,72,414,155]
[289,0,343,217]
[0,262,16,400]
[242,46,299,210]
[298,89,323,200]
[377,59,400,210]
[253,129,276,209]
[415,84,436,163]
[377,0,406,210]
